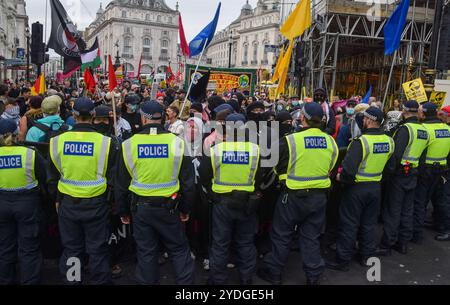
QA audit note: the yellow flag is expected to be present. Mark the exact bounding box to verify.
[276,40,294,97]
[280,0,312,40]
[31,74,46,96]
[271,45,286,83]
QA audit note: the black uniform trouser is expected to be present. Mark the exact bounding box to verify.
[209,197,258,284]
[380,173,417,247]
[0,193,42,285]
[432,172,450,233]
[58,195,111,285]
[133,204,194,285]
[263,191,327,282]
[336,183,380,262]
[413,167,443,240]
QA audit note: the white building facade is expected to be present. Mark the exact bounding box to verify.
[0,0,28,81]
[85,0,179,76]
[206,0,281,70]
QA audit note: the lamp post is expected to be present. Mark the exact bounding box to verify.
[114,40,121,69]
[228,30,233,69]
[104,53,108,75]
[25,25,30,83]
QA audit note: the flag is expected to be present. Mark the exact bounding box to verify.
[384,0,410,55]
[276,40,294,97]
[189,70,211,103]
[81,38,101,72]
[48,0,86,76]
[108,55,118,92]
[179,14,190,57]
[166,66,175,85]
[189,2,221,57]
[137,53,143,79]
[362,85,373,104]
[31,74,46,96]
[271,45,286,83]
[84,68,96,94]
[280,0,312,40]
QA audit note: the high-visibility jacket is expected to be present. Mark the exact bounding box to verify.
[399,122,429,167]
[422,122,450,166]
[0,146,38,191]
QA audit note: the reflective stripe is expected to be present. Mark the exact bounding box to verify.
[247,144,258,185]
[287,175,329,181]
[25,148,34,185]
[329,136,338,172]
[97,136,110,180]
[131,180,178,189]
[213,145,222,183]
[287,135,297,179]
[123,139,137,180]
[426,157,447,162]
[357,172,382,178]
[357,136,370,175]
[60,178,105,187]
[402,124,414,161]
[51,136,62,173]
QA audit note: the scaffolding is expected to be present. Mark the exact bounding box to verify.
[296,0,436,100]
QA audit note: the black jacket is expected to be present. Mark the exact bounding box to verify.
[115,124,195,216]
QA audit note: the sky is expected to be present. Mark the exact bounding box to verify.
[26,0,263,44]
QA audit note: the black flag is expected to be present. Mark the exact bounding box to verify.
[48,0,87,77]
[189,70,211,103]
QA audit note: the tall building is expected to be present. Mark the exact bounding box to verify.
[206,0,281,70]
[0,0,29,81]
[85,0,179,76]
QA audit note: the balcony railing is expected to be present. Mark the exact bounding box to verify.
[122,53,134,59]
[142,54,152,60]
[261,60,269,65]
[241,61,248,66]
[251,60,258,65]
[159,56,170,61]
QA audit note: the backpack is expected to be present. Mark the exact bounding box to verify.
[30,120,70,143]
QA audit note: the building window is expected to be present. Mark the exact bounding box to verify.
[157,15,161,22]
[253,43,258,62]
[122,11,127,18]
[243,44,248,63]
[162,30,168,36]
[124,37,132,54]
[168,17,173,24]
[143,38,151,55]
[145,14,150,21]
[161,39,169,48]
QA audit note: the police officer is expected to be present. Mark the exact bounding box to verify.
[435,106,450,241]
[413,103,450,243]
[0,119,47,284]
[378,101,429,255]
[199,113,261,285]
[257,103,338,285]
[115,101,195,285]
[327,107,394,270]
[48,98,116,284]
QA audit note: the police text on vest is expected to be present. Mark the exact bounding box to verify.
[373,143,390,154]
[222,151,250,164]
[63,142,94,156]
[417,130,428,140]
[435,129,450,138]
[304,136,327,149]
[138,144,169,158]
[0,155,22,169]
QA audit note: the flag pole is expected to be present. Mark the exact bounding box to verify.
[110,91,118,137]
[382,49,397,110]
[179,38,208,119]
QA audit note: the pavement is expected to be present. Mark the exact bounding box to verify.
[41,226,450,285]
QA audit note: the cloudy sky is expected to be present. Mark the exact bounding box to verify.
[27,0,267,42]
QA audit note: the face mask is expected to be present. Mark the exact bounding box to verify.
[292,101,299,107]
[346,108,355,116]
[248,112,264,123]
[279,123,292,137]
[93,123,110,134]
[276,105,284,112]
[127,104,138,113]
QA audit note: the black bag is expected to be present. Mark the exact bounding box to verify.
[30,120,70,143]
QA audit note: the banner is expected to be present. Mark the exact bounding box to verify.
[429,91,447,110]
[402,78,428,103]
[184,64,257,95]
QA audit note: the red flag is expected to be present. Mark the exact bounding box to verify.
[108,55,118,92]
[84,68,96,94]
[137,53,143,80]
[166,66,175,85]
[179,14,190,58]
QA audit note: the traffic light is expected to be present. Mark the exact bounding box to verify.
[31,22,48,66]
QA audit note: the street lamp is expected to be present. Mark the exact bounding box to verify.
[114,40,121,69]
[104,53,108,75]
[228,30,233,69]
[25,25,30,83]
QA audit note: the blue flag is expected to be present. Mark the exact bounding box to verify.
[362,85,373,104]
[189,2,221,57]
[384,0,410,55]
